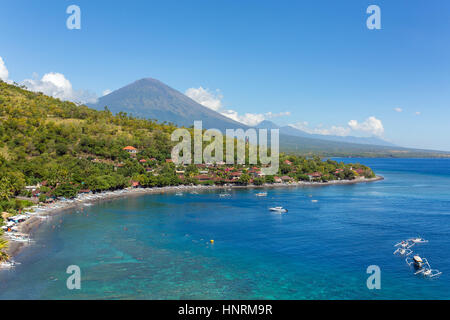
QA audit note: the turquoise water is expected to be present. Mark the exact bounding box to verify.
[0,158,449,299]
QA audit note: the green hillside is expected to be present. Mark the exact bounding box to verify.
[0,81,375,213]
[0,81,179,207]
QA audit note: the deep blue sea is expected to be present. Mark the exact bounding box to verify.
[1,158,449,299]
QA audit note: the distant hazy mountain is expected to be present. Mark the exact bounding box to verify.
[88,77,448,157]
[90,78,248,131]
[255,120,281,130]
[255,120,396,147]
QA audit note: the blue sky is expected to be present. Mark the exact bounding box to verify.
[1,0,449,150]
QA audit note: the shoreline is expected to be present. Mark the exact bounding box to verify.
[5,175,383,261]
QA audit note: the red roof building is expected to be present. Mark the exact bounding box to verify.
[308,172,322,178]
[123,146,138,153]
[131,181,140,187]
[194,174,214,181]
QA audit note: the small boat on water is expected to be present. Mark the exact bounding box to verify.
[406,255,442,278]
[269,207,288,213]
[395,240,415,249]
[175,192,183,196]
[256,192,267,197]
[408,237,428,244]
[219,193,231,198]
[394,247,413,256]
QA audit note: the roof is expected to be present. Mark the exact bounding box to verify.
[123,146,137,150]
[195,174,213,180]
[309,172,322,177]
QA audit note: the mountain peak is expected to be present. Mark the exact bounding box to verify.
[90,78,248,130]
[133,78,164,85]
[255,120,280,129]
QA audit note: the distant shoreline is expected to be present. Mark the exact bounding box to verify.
[6,175,383,260]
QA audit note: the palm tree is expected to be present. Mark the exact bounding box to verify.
[0,234,9,262]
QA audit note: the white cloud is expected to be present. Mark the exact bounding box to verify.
[102,89,112,96]
[394,107,403,112]
[265,111,291,118]
[0,57,9,82]
[290,122,351,136]
[185,86,290,126]
[220,109,264,126]
[290,116,385,137]
[22,72,98,104]
[348,116,384,136]
[185,87,223,111]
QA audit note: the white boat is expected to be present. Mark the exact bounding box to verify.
[219,193,231,197]
[5,234,33,243]
[0,261,16,269]
[406,255,431,270]
[256,192,267,197]
[393,247,413,256]
[395,240,415,249]
[269,207,288,213]
[406,255,442,278]
[408,237,428,244]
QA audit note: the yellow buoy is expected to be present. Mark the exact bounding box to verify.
[210,239,215,244]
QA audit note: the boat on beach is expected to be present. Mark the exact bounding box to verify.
[0,261,19,269]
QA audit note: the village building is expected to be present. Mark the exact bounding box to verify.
[123,146,138,155]
[281,176,295,183]
[194,174,214,182]
[308,172,323,180]
[230,172,242,180]
[274,176,282,183]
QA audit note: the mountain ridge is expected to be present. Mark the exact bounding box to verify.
[255,120,396,147]
[89,78,448,157]
[91,78,249,131]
